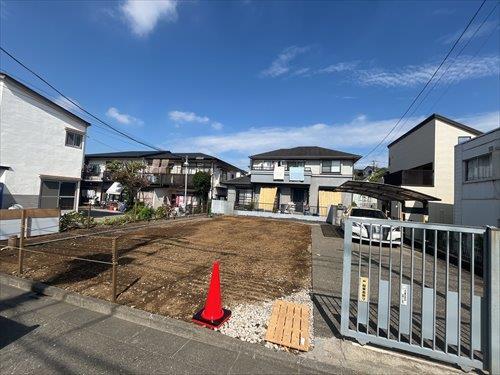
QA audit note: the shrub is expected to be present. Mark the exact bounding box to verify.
[102,215,130,226]
[60,211,94,231]
[136,205,155,221]
[155,206,167,219]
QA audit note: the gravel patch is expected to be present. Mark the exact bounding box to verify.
[219,289,314,352]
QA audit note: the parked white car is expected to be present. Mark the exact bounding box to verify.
[341,207,402,245]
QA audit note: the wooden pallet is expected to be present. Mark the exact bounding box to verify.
[265,300,310,351]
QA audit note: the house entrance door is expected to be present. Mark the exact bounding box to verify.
[291,188,308,212]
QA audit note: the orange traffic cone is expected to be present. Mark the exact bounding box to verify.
[192,261,231,329]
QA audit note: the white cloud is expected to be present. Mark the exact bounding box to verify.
[168,110,223,130]
[168,110,499,169]
[169,110,210,124]
[211,121,224,130]
[169,114,424,157]
[318,61,358,74]
[106,107,143,126]
[357,55,500,87]
[260,46,310,78]
[120,0,177,37]
[458,111,500,132]
[438,20,498,44]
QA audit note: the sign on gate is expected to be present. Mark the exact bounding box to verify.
[358,277,369,302]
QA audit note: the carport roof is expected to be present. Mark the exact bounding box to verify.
[335,180,441,203]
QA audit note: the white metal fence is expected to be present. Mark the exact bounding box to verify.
[340,218,499,372]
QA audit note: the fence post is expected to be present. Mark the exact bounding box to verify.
[111,237,118,303]
[87,203,92,228]
[486,227,499,373]
[17,209,26,274]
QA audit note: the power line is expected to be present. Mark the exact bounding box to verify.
[358,0,487,162]
[386,2,499,145]
[0,69,149,150]
[0,46,163,151]
[86,134,123,152]
[426,7,500,114]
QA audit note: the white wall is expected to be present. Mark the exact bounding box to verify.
[0,77,87,209]
[389,118,480,224]
[454,128,500,227]
[389,121,435,173]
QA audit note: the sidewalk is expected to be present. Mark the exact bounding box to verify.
[0,283,341,374]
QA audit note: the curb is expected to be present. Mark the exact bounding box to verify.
[1,273,345,374]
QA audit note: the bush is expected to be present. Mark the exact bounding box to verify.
[155,206,167,219]
[136,205,155,221]
[60,211,94,231]
[102,215,130,226]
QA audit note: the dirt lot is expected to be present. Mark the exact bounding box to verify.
[0,216,311,321]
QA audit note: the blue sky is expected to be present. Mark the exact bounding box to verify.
[1,0,499,169]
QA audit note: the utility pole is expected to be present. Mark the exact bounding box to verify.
[183,156,189,209]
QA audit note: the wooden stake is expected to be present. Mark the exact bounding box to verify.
[111,237,118,302]
[87,203,92,228]
[18,209,26,274]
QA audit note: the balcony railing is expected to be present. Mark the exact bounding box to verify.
[252,165,312,172]
[385,169,434,187]
[143,173,195,188]
[82,169,112,181]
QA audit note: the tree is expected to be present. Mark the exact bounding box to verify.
[107,160,149,206]
[192,171,211,204]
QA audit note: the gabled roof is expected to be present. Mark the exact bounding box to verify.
[86,151,165,159]
[250,146,361,161]
[85,150,247,174]
[0,72,90,127]
[387,114,482,148]
[169,152,246,174]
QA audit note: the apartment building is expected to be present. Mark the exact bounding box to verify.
[81,151,245,208]
[454,127,499,227]
[0,73,89,210]
[225,146,360,215]
[385,114,482,223]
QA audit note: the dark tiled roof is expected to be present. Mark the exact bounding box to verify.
[250,146,361,160]
[387,114,482,148]
[85,150,247,174]
[223,175,252,186]
[86,151,166,159]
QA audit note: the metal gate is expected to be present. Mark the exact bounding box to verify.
[340,218,499,372]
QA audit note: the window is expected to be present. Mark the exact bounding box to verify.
[236,189,253,205]
[322,160,341,174]
[65,131,83,148]
[288,161,305,168]
[458,136,471,144]
[40,180,77,209]
[465,154,492,181]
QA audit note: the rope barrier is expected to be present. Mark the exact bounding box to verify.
[0,246,114,265]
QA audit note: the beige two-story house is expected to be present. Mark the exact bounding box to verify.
[385,114,482,223]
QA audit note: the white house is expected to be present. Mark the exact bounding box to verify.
[385,114,482,223]
[81,151,245,209]
[454,127,500,227]
[0,73,89,210]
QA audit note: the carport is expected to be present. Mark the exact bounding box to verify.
[334,180,440,219]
